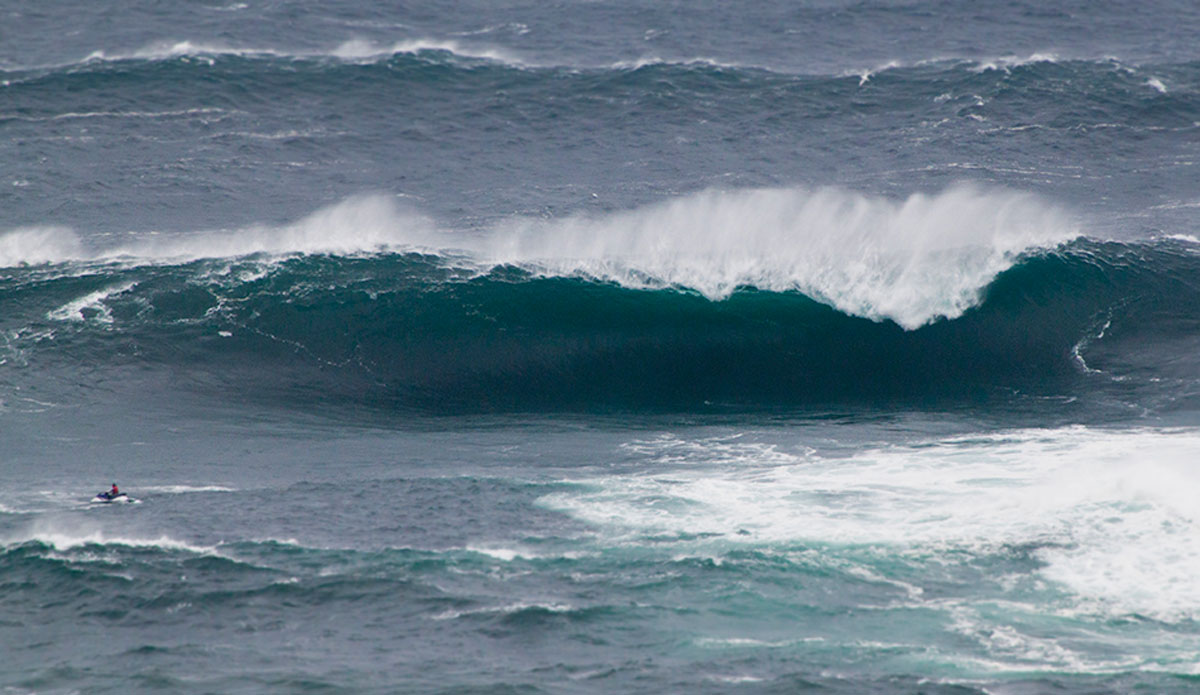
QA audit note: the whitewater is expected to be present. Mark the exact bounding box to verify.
[2,184,1080,328]
[4,1,1200,694]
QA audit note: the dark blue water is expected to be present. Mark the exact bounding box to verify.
[4,2,1200,693]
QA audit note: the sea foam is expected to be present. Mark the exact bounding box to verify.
[541,426,1200,623]
[46,282,137,323]
[4,527,218,555]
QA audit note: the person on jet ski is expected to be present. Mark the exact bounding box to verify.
[109,483,119,497]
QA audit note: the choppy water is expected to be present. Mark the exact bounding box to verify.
[4,2,1200,693]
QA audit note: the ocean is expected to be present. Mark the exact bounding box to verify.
[3,1,1200,693]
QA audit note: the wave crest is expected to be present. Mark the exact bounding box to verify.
[0,186,1076,329]
[107,195,439,261]
[0,226,84,266]
[76,37,523,68]
[486,185,1077,328]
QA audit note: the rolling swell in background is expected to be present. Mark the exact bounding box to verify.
[3,45,1199,235]
[3,188,1198,414]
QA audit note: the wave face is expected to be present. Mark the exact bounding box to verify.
[0,186,1078,328]
[2,194,1196,414]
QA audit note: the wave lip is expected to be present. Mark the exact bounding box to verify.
[329,38,522,65]
[970,51,1062,73]
[1,185,1076,329]
[106,195,440,262]
[486,184,1078,328]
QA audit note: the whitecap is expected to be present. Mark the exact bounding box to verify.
[4,184,1076,330]
[46,282,138,323]
[481,184,1077,329]
[6,528,218,555]
[540,425,1200,623]
[0,226,85,266]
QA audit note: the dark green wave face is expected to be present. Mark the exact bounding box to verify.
[3,237,1197,415]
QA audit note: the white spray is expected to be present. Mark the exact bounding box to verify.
[0,184,1077,329]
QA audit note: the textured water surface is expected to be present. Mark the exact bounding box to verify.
[3,1,1200,693]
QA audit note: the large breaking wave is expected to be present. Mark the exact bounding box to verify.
[1,188,1197,413]
[2,186,1075,328]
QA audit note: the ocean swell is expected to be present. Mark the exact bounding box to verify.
[1,189,1196,413]
[0,185,1077,329]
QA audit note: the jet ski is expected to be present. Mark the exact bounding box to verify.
[93,491,132,503]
